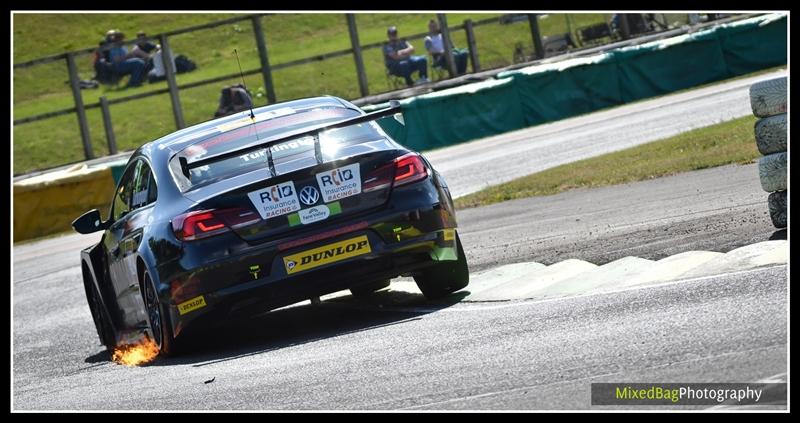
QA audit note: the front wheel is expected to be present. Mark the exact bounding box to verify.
[414,233,469,300]
[143,271,178,356]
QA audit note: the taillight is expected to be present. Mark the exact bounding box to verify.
[363,153,428,193]
[362,162,395,193]
[393,153,428,187]
[172,208,260,241]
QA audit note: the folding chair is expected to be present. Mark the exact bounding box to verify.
[386,67,407,91]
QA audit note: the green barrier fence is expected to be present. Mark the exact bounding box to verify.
[375,14,786,150]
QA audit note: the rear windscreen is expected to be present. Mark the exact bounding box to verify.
[171,107,387,189]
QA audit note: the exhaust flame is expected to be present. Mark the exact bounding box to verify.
[112,338,160,366]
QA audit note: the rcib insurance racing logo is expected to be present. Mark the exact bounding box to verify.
[316,163,361,203]
[247,181,301,220]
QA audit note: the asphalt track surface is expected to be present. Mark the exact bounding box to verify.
[12,73,788,410]
[13,162,786,410]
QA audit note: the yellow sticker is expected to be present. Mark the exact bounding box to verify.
[283,235,371,275]
[177,295,207,315]
[215,117,254,133]
[443,229,455,241]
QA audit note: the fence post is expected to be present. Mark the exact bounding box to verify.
[251,15,277,104]
[66,53,94,160]
[464,19,480,73]
[619,14,631,39]
[437,14,457,78]
[527,14,545,60]
[159,34,185,129]
[99,96,117,155]
[346,13,369,97]
[565,14,574,41]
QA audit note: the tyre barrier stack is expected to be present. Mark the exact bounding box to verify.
[749,76,788,228]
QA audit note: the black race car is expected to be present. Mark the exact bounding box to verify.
[72,96,469,356]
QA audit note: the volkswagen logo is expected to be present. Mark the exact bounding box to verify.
[299,186,320,206]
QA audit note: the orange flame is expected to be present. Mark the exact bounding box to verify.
[111,338,160,366]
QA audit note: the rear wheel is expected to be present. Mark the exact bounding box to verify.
[143,271,178,356]
[87,283,116,352]
[414,233,469,300]
[350,279,391,298]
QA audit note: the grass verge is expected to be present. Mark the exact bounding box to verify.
[454,114,760,209]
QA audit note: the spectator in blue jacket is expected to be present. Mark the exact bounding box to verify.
[106,29,148,88]
[383,26,429,87]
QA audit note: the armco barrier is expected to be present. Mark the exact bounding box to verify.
[398,78,525,152]
[376,13,786,150]
[717,14,788,76]
[14,165,116,242]
[499,53,622,127]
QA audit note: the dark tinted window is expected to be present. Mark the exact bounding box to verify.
[111,163,136,221]
[131,160,155,210]
[147,172,158,204]
[173,107,387,188]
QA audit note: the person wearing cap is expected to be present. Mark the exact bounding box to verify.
[382,26,429,87]
[133,31,159,54]
[105,29,148,87]
[424,19,469,75]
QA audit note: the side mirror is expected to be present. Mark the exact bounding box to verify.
[72,209,110,234]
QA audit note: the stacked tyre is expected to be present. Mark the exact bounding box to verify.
[749,77,787,229]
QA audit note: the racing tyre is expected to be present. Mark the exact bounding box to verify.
[87,283,116,352]
[143,270,179,357]
[750,77,787,118]
[414,233,469,300]
[768,190,787,229]
[758,152,787,193]
[350,279,391,298]
[754,114,787,156]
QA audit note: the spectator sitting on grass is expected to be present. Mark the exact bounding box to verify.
[424,19,468,75]
[106,29,147,88]
[133,31,159,54]
[383,26,428,87]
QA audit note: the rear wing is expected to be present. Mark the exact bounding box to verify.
[179,101,403,179]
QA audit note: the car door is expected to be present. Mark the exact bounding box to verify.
[117,159,159,327]
[103,161,136,326]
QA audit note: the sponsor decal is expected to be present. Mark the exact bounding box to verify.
[177,295,207,315]
[299,185,320,206]
[238,138,315,162]
[283,235,371,275]
[315,163,361,203]
[247,181,301,220]
[249,265,261,280]
[298,205,330,225]
[287,202,342,227]
[443,229,455,241]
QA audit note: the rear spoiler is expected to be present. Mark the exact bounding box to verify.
[179,100,402,179]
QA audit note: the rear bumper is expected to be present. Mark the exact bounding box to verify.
[169,226,457,338]
[162,178,458,338]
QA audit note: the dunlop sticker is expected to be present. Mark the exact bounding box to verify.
[283,235,371,275]
[443,229,455,241]
[177,295,207,315]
